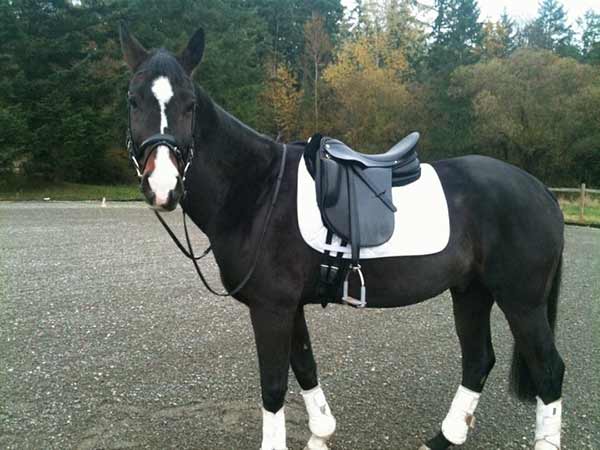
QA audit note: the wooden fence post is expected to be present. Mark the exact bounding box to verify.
[579,183,586,222]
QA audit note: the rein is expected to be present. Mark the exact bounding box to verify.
[153,144,288,297]
[185,143,287,296]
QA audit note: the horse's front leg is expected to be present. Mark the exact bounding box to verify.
[250,304,296,450]
[290,307,336,450]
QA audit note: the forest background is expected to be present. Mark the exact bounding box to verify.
[1,0,599,188]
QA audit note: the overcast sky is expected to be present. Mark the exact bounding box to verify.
[342,0,600,26]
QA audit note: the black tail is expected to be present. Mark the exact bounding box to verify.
[509,255,562,402]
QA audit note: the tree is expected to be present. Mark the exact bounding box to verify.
[452,49,600,184]
[429,0,483,74]
[523,0,577,58]
[580,10,600,64]
[424,0,483,159]
[253,0,343,70]
[480,11,516,59]
[352,0,382,36]
[0,104,28,176]
[303,13,332,130]
[0,0,125,182]
[259,63,303,141]
[384,0,428,70]
[323,32,414,150]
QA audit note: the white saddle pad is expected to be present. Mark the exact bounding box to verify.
[296,157,450,258]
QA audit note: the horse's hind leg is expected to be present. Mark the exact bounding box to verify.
[423,280,495,450]
[290,307,336,450]
[500,304,564,449]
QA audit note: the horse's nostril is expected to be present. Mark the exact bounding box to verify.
[140,174,157,205]
[148,191,157,205]
[167,189,176,206]
[166,184,183,209]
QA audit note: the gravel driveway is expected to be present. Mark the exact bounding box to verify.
[1,202,598,449]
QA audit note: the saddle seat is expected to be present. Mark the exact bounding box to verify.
[303,132,422,308]
[323,132,420,167]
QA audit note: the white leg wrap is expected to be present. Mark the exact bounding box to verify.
[534,397,561,449]
[261,407,287,450]
[301,385,336,450]
[441,385,481,445]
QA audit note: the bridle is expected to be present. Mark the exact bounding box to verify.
[125,88,287,298]
[126,91,196,185]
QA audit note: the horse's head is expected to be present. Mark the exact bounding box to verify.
[120,23,205,211]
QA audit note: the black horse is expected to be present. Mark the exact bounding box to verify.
[120,25,565,450]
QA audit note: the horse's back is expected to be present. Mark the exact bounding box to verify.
[433,154,563,235]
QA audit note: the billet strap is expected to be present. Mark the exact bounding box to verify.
[318,230,348,307]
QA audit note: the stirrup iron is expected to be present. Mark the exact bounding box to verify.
[342,265,366,308]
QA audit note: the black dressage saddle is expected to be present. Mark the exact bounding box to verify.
[304,133,421,307]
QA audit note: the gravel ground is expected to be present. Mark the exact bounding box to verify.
[1,202,598,450]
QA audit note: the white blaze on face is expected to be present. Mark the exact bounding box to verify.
[148,76,178,206]
[151,76,173,133]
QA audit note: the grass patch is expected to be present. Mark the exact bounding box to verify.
[558,195,600,226]
[0,181,142,201]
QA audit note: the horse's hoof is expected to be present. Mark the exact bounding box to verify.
[304,434,330,450]
[534,439,560,450]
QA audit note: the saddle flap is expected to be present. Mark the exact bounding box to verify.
[318,158,395,247]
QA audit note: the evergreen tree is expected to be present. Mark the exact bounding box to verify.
[352,0,382,36]
[524,0,577,57]
[425,0,482,159]
[499,11,517,55]
[429,0,483,74]
[384,0,428,70]
[0,0,124,182]
[581,10,600,64]
[253,0,343,70]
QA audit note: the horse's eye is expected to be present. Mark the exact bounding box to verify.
[128,96,139,109]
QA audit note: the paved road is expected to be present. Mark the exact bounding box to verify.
[1,202,598,450]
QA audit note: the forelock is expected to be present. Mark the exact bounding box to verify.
[139,49,187,85]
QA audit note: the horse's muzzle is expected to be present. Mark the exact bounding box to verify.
[140,172,183,212]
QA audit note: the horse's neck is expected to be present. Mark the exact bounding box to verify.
[185,99,279,238]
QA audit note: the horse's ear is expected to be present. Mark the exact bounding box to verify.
[179,28,205,75]
[119,22,149,71]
